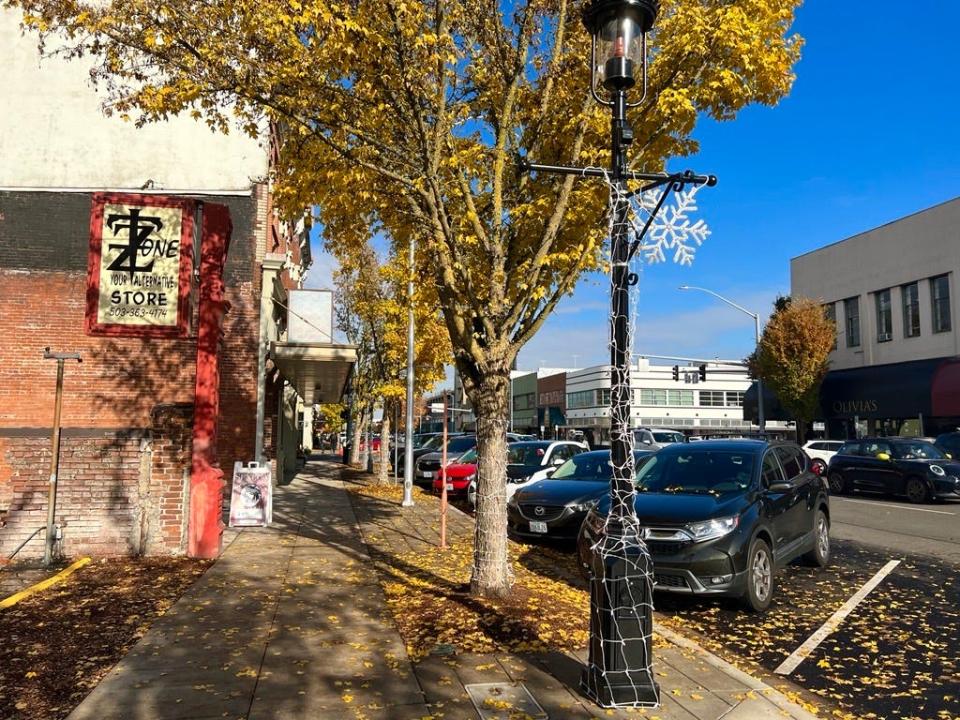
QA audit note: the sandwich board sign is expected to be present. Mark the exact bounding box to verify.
[228,461,273,527]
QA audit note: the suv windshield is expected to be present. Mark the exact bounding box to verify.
[653,431,685,444]
[892,441,945,460]
[508,444,550,465]
[636,450,755,495]
[446,436,476,453]
[551,452,648,481]
[420,435,443,450]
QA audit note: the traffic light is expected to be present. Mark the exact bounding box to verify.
[699,363,707,381]
[672,365,679,382]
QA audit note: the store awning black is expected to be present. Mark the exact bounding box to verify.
[819,357,945,420]
[746,356,960,422]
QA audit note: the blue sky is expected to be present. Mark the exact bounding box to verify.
[309,0,960,375]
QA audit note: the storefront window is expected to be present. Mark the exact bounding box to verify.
[844,297,860,348]
[875,289,892,341]
[931,274,951,333]
[902,282,920,338]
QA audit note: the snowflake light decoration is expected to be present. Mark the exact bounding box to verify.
[631,185,711,266]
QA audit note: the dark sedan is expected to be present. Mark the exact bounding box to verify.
[827,438,960,503]
[578,441,830,612]
[507,450,653,542]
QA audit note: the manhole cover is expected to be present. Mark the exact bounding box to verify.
[464,682,547,720]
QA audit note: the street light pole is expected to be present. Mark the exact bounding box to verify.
[678,285,765,432]
[520,0,715,706]
[402,235,416,507]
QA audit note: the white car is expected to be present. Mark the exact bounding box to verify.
[802,440,845,475]
[634,427,687,450]
[467,440,588,506]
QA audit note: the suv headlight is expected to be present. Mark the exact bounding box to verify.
[684,515,739,543]
[570,499,599,513]
[464,473,476,483]
[930,464,946,477]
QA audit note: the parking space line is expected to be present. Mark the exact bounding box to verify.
[774,559,901,676]
[834,497,955,515]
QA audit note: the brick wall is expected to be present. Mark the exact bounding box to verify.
[0,188,266,559]
[0,415,190,558]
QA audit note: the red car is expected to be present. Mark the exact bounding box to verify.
[432,448,477,496]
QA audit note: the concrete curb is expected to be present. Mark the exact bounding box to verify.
[0,556,91,610]
[655,624,821,720]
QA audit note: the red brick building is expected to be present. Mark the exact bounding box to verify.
[0,9,354,560]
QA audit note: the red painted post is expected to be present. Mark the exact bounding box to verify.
[188,203,232,559]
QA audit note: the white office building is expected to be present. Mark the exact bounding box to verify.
[563,358,762,446]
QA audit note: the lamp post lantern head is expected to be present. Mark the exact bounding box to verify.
[584,0,658,92]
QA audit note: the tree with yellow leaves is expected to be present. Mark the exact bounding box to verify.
[8,0,803,596]
[747,296,835,443]
[334,241,449,482]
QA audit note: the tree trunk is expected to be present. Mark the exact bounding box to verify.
[469,370,512,599]
[350,408,366,466]
[377,406,391,485]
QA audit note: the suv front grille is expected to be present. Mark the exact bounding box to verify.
[519,504,564,522]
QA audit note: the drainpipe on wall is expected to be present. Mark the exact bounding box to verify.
[188,203,232,560]
[254,254,287,465]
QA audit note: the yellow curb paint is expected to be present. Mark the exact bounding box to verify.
[0,557,92,610]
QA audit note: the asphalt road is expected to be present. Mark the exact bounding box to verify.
[654,493,960,720]
[830,494,960,564]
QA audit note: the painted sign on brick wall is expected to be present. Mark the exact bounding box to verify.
[85,193,194,337]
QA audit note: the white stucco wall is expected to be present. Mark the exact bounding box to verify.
[791,197,960,370]
[0,8,268,192]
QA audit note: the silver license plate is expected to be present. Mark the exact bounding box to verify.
[421,471,433,479]
[529,521,548,533]
[445,483,454,491]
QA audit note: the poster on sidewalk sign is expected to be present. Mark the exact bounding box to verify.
[85,193,195,338]
[228,462,273,528]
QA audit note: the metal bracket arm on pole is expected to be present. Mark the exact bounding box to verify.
[519,160,716,188]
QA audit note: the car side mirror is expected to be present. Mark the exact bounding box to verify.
[768,481,793,493]
[876,452,891,461]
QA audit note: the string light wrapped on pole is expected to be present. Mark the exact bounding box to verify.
[520,0,716,707]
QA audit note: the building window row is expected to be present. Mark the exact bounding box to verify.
[569,388,743,409]
[567,388,611,409]
[835,273,951,349]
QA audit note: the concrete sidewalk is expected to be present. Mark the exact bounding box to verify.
[67,459,821,720]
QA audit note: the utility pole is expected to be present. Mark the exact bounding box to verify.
[402,235,416,507]
[42,348,81,566]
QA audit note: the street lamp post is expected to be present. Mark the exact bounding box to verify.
[678,285,765,432]
[520,0,715,707]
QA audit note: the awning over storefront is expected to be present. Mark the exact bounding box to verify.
[819,357,946,420]
[745,356,960,422]
[270,341,356,404]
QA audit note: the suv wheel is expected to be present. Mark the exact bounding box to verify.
[743,538,775,613]
[827,470,847,495]
[802,509,830,567]
[905,476,930,504]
